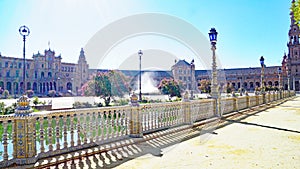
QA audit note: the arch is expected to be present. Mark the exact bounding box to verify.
[268,81,272,86]
[27,82,31,90]
[48,72,52,78]
[13,82,18,94]
[43,83,46,93]
[237,82,241,88]
[232,82,236,87]
[243,82,248,88]
[39,83,43,93]
[255,82,260,87]
[250,82,254,89]
[41,72,44,78]
[46,82,49,92]
[53,82,57,91]
[0,81,4,89]
[67,82,72,91]
[50,82,53,90]
[20,82,24,93]
[274,81,279,86]
[33,82,37,93]
[6,82,12,94]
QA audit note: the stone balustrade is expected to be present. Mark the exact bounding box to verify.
[0,90,295,168]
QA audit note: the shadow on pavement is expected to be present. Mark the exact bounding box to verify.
[224,119,300,134]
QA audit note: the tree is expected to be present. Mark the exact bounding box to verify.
[82,70,130,106]
[158,78,181,97]
[291,0,300,25]
[226,83,235,94]
[198,79,211,93]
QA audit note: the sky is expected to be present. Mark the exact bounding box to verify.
[0,0,292,70]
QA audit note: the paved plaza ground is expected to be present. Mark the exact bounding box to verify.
[115,97,300,169]
[33,96,300,169]
[112,98,299,169]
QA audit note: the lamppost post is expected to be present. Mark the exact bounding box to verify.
[57,77,60,93]
[190,59,194,99]
[260,56,266,103]
[19,25,30,94]
[138,50,143,101]
[278,67,282,99]
[209,28,220,117]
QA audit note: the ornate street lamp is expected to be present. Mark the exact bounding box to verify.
[138,50,143,101]
[19,25,30,94]
[209,28,220,116]
[278,67,282,99]
[260,56,266,103]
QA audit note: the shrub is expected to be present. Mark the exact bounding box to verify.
[33,97,39,105]
[48,90,56,97]
[3,90,9,99]
[26,90,34,97]
[73,101,93,109]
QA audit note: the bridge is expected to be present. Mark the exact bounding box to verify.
[0,91,296,168]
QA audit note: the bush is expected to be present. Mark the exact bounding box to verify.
[33,97,39,105]
[114,99,129,106]
[26,90,34,97]
[3,90,9,99]
[48,90,56,97]
[73,101,93,109]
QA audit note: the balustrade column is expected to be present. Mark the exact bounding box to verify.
[11,120,16,158]
[233,98,237,112]
[115,111,120,138]
[63,115,68,149]
[2,121,9,161]
[47,117,53,151]
[182,91,192,124]
[95,112,100,141]
[39,117,45,153]
[255,95,259,106]
[129,93,142,137]
[83,114,88,144]
[70,114,75,147]
[246,96,250,108]
[55,116,60,150]
[89,112,94,142]
[77,114,81,146]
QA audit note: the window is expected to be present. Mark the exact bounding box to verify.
[6,70,10,77]
[41,72,44,78]
[42,64,44,68]
[0,62,2,68]
[27,63,30,69]
[35,71,37,79]
[18,63,22,69]
[10,63,13,68]
[16,70,19,77]
[5,62,8,68]
[48,72,52,78]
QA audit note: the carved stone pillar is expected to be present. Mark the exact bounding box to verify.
[13,95,36,164]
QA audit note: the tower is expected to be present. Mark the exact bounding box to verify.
[287,0,300,91]
[77,48,89,94]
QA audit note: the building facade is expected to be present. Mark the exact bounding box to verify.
[171,59,196,92]
[0,48,89,96]
[286,4,300,91]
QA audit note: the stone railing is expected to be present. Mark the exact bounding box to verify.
[0,91,295,168]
